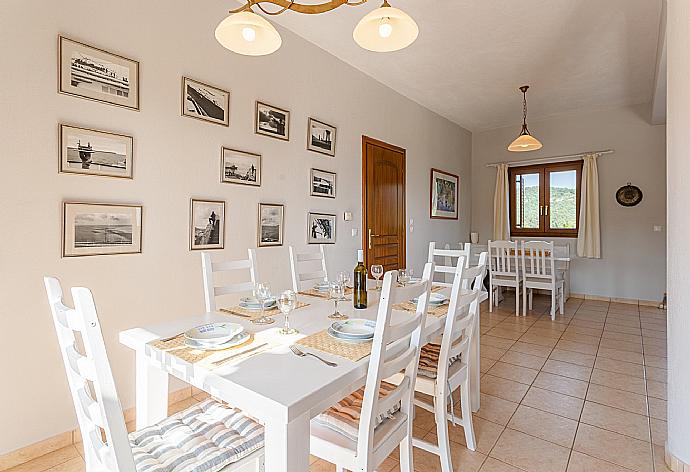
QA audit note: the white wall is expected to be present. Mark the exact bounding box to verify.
[471,105,666,301]
[0,0,471,453]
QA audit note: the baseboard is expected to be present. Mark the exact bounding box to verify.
[666,444,690,472]
[569,292,663,308]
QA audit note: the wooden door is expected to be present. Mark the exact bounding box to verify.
[362,136,406,271]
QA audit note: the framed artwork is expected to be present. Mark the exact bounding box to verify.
[58,36,139,110]
[307,118,336,156]
[62,202,142,257]
[307,212,336,244]
[221,147,261,186]
[258,203,284,247]
[255,101,290,140]
[190,199,225,250]
[310,168,336,198]
[430,168,459,220]
[59,124,133,179]
[181,77,230,126]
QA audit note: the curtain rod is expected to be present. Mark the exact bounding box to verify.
[485,149,614,168]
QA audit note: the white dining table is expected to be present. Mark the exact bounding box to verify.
[119,286,485,472]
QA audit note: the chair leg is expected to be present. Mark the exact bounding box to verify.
[515,286,520,316]
[433,392,453,472]
[522,284,527,316]
[550,289,556,320]
[489,284,493,313]
[529,289,533,310]
[559,286,565,315]
[460,380,477,451]
[399,432,413,472]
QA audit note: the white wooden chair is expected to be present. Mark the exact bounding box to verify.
[488,240,523,315]
[427,242,471,287]
[521,240,565,319]
[309,263,434,472]
[289,244,328,292]
[201,250,259,312]
[43,277,265,472]
[461,252,488,413]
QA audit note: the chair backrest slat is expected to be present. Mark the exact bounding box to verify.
[428,242,471,287]
[289,245,328,292]
[488,240,520,278]
[201,250,259,312]
[521,240,556,281]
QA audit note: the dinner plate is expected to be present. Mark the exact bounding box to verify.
[184,322,244,345]
[327,326,372,343]
[185,331,251,351]
[330,319,376,339]
[412,292,447,305]
[314,282,330,292]
[240,297,277,308]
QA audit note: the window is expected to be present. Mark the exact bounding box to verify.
[509,161,582,237]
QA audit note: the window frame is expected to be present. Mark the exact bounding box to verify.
[509,160,582,238]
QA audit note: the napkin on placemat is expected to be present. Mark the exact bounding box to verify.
[392,301,449,318]
[220,301,310,320]
[299,287,353,299]
[148,333,255,364]
[296,330,372,362]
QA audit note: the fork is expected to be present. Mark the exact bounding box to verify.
[290,345,338,367]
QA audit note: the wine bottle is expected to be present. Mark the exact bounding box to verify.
[353,249,368,309]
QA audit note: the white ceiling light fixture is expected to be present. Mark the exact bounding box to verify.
[215,0,418,56]
[508,85,543,152]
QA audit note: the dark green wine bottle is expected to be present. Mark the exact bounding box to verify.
[354,249,368,309]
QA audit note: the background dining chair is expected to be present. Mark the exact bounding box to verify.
[43,277,265,472]
[488,240,522,315]
[427,242,471,287]
[289,244,328,292]
[309,263,434,472]
[521,240,565,319]
[201,249,259,312]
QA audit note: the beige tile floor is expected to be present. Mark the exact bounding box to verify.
[6,295,669,472]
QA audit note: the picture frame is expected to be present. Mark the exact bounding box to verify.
[190,199,225,250]
[221,147,261,186]
[430,168,459,220]
[181,77,230,127]
[255,101,290,140]
[58,36,139,110]
[310,168,336,198]
[258,203,284,247]
[62,202,142,257]
[307,212,336,244]
[59,124,133,179]
[307,118,336,156]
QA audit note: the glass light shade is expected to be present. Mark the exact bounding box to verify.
[215,11,281,56]
[353,5,418,52]
[508,132,543,152]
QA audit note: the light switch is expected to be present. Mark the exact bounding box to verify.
[343,211,353,221]
[352,228,358,237]
[654,225,664,232]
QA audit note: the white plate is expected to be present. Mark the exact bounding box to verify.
[185,331,251,351]
[184,322,244,345]
[240,297,276,308]
[314,282,330,292]
[327,327,372,343]
[413,292,447,305]
[330,319,376,338]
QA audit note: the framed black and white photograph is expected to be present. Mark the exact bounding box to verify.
[190,199,225,250]
[181,77,229,126]
[258,203,284,247]
[310,168,336,198]
[430,168,459,220]
[255,101,290,140]
[59,124,133,179]
[63,202,142,257]
[58,36,139,110]
[307,212,336,244]
[221,147,261,186]
[307,118,336,156]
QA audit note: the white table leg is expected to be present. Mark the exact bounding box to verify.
[264,412,311,472]
[471,316,480,412]
[135,349,169,429]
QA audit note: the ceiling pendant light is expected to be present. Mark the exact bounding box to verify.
[508,85,543,152]
[215,10,281,56]
[353,0,418,52]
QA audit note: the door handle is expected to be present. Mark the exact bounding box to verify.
[368,229,380,249]
[545,205,549,216]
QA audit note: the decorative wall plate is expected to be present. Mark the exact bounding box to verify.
[616,183,643,207]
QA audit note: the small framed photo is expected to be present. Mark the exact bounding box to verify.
[255,101,290,140]
[221,147,261,186]
[308,212,336,244]
[258,203,284,247]
[58,36,139,110]
[190,199,225,250]
[310,168,336,198]
[307,118,336,156]
[63,202,142,257]
[59,124,133,179]
[430,168,459,220]
[181,77,229,126]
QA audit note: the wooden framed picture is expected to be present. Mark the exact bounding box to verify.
[181,77,229,126]
[190,199,225,250]
[62,202,142,257]
[307,212,336,244]
[310,168,336,198]
[255,101,290,140]
[221,147,261,186]
[430,168,459,220]
[58,36,139,110]
[258,203,284,247]
[307,118,336,156]
[59,124,133,179]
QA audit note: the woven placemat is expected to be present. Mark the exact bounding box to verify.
[148,333,255,364]
[393,301,449,318]
[219,301,310,321]
[299,287,353,299]
[296,330,372,362]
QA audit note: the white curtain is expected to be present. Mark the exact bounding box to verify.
[577,153,601,258]
[493,163,510,241]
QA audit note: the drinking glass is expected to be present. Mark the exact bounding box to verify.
[338,271,351,288]
[328,282,348,320]
[371,264,384,290]
[398,268,411,287]
[252,282,275,325]
[278,290,298,335]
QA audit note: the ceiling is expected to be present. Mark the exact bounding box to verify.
[270,0,664,131]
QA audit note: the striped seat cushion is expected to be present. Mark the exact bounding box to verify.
[129,399,264,472]
[418,343,461,379]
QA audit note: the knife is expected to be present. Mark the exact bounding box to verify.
[212,343,269,366]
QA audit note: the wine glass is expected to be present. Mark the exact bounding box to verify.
[278,290,298,335]
[252,282,275,325]
[371,264,384,290]
[398,268,411,287]
[338,271,351,289]
[328,282,348,320]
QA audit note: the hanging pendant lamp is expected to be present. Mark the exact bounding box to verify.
[508,85,543,152]
[353,0,419,52]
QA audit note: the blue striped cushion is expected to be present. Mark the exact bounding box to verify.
[129,399,264,472]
